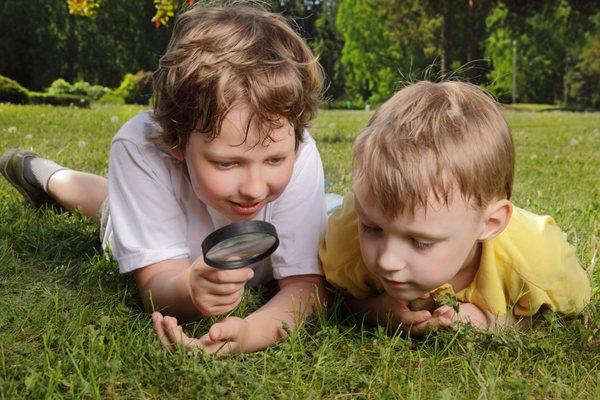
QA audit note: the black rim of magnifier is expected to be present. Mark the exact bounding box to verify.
[201,220,279,269]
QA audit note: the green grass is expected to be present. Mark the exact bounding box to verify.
[0,104,598,398]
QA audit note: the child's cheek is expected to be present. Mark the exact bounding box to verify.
[358,237,377,273]
[203,174,235,200]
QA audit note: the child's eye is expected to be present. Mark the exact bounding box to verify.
[360,223,382,234]
[267,157,286,165]
[411,238,434,249]
[213,161,237,169]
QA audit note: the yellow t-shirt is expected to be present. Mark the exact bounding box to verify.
[318,193,591,317]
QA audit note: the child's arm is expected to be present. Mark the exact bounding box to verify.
[153,274,327,355]
[135,257,253,321]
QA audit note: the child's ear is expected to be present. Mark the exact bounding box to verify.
[478,199,512,242]
[170,147,185,161]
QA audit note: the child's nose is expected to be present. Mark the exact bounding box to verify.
[377,248,407,272]
[239,168,267,200]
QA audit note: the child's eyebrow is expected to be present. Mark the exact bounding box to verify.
[403,229,449,241]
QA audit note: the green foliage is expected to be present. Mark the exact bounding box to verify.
[28,92,91,108]
[484,3,514,101]
[96,91,126,105]
[114,71,153,105]
[336,0,398,103]
[336,0,446,103]
[565,14,600,109]
[0,0,170,91]
[2,0,600,108]
[0,75,29,104]
[484,1,599,105]
[312,0,345,100]
[47,78,109,100]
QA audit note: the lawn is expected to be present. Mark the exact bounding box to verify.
[0,104,598,399]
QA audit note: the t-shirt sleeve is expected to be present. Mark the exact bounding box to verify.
[268,136,327,280]
[503,211,592,317]
[318,193,383,299]
[108,139,190,273]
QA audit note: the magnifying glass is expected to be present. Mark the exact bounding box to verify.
[201,221,279,269]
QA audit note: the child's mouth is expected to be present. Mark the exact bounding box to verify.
[229,201,263,215]
[382,277,409,287]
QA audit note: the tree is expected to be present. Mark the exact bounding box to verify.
[0,0,170,90]
[565,13,600,109]
[484,0,600,104]
[312,0,344,100]
[66,0,195,27]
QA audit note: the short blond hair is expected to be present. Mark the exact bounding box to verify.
[353,81,514,218]
[152,3,323,151]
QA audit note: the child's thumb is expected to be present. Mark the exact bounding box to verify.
[209,317,242,342]
[208,324,223,342]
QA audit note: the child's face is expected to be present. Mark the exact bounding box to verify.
[353,181,486,302]
[181,106,296,221]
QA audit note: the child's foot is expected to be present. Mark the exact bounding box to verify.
[0,148,55,206]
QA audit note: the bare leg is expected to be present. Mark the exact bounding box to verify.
[47,170,108,219]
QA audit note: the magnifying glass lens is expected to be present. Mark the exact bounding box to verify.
[206,233,277,263]
[201,220,279,269]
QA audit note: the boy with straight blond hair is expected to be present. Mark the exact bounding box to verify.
[2,3,327,354]
[319,81,591,334]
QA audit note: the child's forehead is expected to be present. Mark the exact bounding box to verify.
[353,181,474,225]
[214,106,293,145]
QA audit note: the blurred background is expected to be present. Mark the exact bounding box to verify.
[0,0,598,110]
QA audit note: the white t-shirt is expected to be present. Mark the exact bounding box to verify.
[104,112,327,286]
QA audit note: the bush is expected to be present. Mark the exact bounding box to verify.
[28,92,90,108]
[96,91,125,105]
[114,71,153,104]
[0,75,29,104]
[47,78,109,100]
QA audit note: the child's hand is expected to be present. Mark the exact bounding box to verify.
[188,259,254,316]
[379,293,432,329]
[414,302,490,333]
[152,312,249,356]
[451,302,490,329]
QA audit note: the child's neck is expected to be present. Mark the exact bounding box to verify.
[448,242,482,293]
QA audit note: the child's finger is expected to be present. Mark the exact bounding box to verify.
[162,317,203,352]
[417,292,431,300]
[163,316,186,345]
[408,320,432,336]
[399,308,431,325]
[432,305,454,318]
[206,283,245,297]
[208,317,243,342]
[203,267,254,285]
[151,312,174,350]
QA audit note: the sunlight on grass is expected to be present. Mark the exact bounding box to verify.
[0,104,598,398]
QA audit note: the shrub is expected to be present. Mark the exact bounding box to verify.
[114,71,153,104]
[47,78,109,100]
[28,92,90,108]
[96,91,125,105]
[0,75,29,104]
